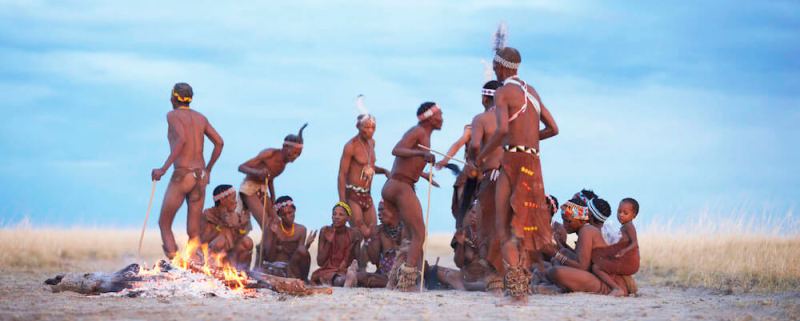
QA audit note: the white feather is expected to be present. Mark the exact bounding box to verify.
[481,59,493,82]
[355,94,369,115]
[491,21,508,52]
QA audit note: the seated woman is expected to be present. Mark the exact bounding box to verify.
[261,196,313,281]
[544,197,630,295]
[200,184,253,270]
[426,201,501,292]
[311,202,362,286]
[592,198,641,296]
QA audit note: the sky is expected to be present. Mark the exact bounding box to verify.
[0,0,798,234]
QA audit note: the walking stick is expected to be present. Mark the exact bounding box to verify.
[256,177,270,269]
[420,162,434,291]
[137,180,157,263]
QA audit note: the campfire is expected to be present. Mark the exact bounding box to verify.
[45,239,332,298]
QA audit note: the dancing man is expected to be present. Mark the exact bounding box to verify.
[476,25,559,303]
[152,83,224,259]
[338,104,388,239]
[238,124,307,268]
[381,102,443,291]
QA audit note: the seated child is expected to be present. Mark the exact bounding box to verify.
[591,198,640,296]
[310,202,362,286]
[200,184,253,270]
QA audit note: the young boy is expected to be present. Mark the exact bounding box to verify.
[200,184,253,270]
[591,198,640,296]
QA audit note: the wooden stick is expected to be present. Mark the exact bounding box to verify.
[256,177,270,269]
[137,180,157,262]
[417,144,466,165]
[420,162,434,291]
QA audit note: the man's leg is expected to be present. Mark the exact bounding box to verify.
[394,185,424,269]
[185,182,206,243]
[232,237,254,271]
[158,178,192,258]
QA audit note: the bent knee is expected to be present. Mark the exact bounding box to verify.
[240,237,254,250]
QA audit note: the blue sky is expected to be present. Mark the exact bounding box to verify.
[1,1,798,233]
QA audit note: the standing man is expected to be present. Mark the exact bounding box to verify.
[152,82,224,259]
[381,102,442,291]
[338,113,388,239]
[476,44,559,303]
[468,80,504,274]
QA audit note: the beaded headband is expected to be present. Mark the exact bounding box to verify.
[172,90,192,103]
[283,141,303,149]
[481,89,496,97]
[335,201,352,216]
[493,54,520,70]
[417,105,441,121]
[588,200,608,222]
[274,199,294,212]
[212,187,236,202]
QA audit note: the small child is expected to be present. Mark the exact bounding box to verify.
[591,198,640,297]
[546,194,569,251]
[200,184,253,270]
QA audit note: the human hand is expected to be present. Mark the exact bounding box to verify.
[422,152,436,164]
[434,159,449,170]
[454,229,466,245]
[323,228,335,243]
[151,168,166,181]
[305,230,317,249]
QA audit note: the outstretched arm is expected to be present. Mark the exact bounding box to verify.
[561,228,594,271]
[204,118,224,179]
[152,113,185,181]
[435,126,471,169]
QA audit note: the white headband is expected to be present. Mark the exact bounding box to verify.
[417,105,441,121]
[588,200,607,222]
[481,89,496,97]
[213,187,236,201]
[493,54,520,69]
[283,141,303,149]
[274,199,294,211]
[358,114,376,124]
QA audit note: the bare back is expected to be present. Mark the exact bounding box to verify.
[242,148,288,183]
[168,109,208,169]
[495,82,543,149]
[471,111,502,171]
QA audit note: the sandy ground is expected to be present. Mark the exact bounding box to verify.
[1,269,799,321]
[1,258,799,321]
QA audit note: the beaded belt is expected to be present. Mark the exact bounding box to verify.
[346,184,370,193]
[503,145,539,156]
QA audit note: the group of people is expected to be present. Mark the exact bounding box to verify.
[149,27,641,303]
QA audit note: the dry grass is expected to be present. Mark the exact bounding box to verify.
[639,233,800,293]
[1,221,798,292]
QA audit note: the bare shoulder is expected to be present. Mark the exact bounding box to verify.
[296,224,308,234]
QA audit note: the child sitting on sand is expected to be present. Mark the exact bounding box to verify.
[200,184,253,270]
[591,198,640,296]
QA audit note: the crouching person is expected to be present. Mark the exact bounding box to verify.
[200,184,253,270]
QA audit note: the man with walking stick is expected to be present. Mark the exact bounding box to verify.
[151,82,224,259]
[381,102,442,291]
